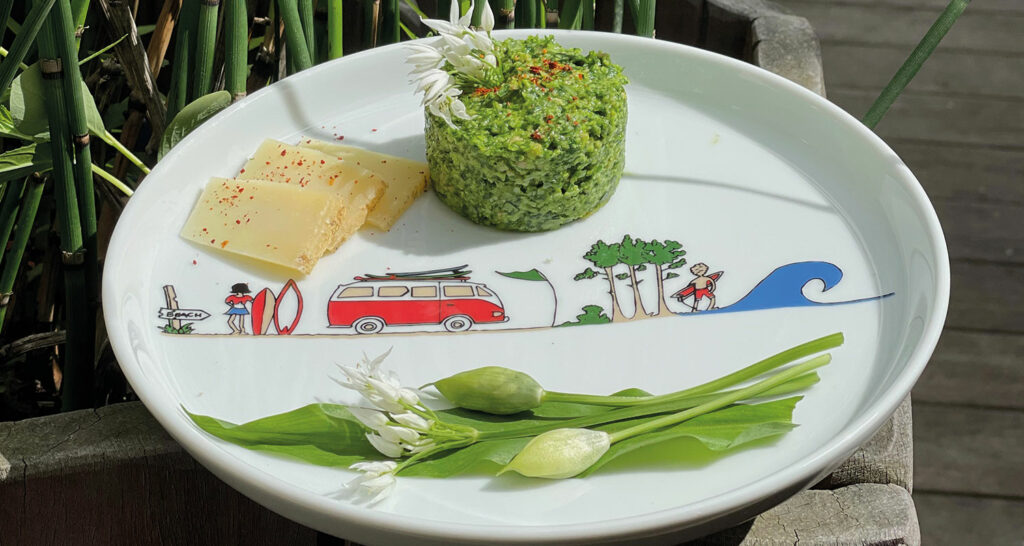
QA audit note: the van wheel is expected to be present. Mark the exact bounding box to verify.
[442,315,473,332]
[353,317,385,334]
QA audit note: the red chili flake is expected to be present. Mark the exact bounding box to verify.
[210,239,216,244]
[297,160,304,166]
[381,160,387,164]
[531,130,543,140]
[239,168,246,174]
[371,128,378,132]
[542,48,548,54]
[573,121,579,126]
[192,260,197,265]
[577,73,584,80]
[545,114,554,124]
[265,161,271,165]
[336,135,345,141]
[320,160,325,164]
[249,196,254,200]
[280,150,287,156]
[237,187,244,193]
[572,96,578,101]
[529,66,542,74]
[235,220,241,224]
[221,240,230,248]
[246,218,250,223]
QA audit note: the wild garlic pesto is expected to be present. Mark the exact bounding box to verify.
[426,35,628,232]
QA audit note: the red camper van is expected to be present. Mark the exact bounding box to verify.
[327,266,508,334]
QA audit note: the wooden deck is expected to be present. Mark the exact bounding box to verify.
[773,0,1024,543]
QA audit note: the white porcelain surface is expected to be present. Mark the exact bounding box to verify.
[102,30,949,545]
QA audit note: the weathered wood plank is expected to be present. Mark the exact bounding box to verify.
[915,330,1024,410]
[946,261,1024,333]
[888,140,1024,206]
[932,201,1024,264]
[913,404,1024,498]
[820,43,1024,100]
[0,403,315,545]
[778,1,1024,54]
[914,492,1024,546]
[828,88,1024,149]
[693,484,920,545]
[779,0,1024,13]
[815,396,913,491]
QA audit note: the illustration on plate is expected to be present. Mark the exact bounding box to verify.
[158,233,892,337]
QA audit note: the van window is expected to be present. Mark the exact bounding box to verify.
[411,286,437,298]
[476,286,493,297]
[443,285,475,298]
[378,286,409,297]
[336,286,373,298]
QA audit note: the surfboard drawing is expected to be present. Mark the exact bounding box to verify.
[273,279,303,335]
[672,271,724,302]
[251,288,276,335]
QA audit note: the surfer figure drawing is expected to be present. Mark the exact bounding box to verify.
[681,263,721,312]
[225,283,253,335]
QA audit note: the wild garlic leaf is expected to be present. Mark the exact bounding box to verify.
[397,438,531,478]
[186,403,380,467]
[579,397,801,477]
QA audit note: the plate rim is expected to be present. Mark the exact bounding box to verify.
[102,29,950,543]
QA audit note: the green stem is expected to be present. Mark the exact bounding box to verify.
[862,0,969,130]
[536,0,546,27]
[0,175,44,333]
[608,355,831,443]
[630,0,654,38]
[0,46,31,70]
[581,0,593,30]
[191,0,220,100]
[0,0,57,93]
[0,0,13,44]
[36,4,93,411]
[558,0,582,30]
[326,0,342,59]
[50,0,99,317]
[101,130,150,174]
[225,0,248,100]
[91,164,134,196]
[277,0,312,72]
[166,0,198,121]
[543,332,842,406]
[612,0,623,33]
[0,178,24,263]
[470,0,485,26]
[381,0,399,44]
[514,0,535,28]
[298,0,315,59]
[70,0,88,48]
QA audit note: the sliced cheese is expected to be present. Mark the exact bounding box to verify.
[180,178,344,274]
[238,139,385,251]
[298,137,429,231]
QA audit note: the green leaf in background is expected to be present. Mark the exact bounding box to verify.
[10,64,51,139]
[0,143,52,183]
[0,105,40,141]
[186,403,381,467]
[397,438,531,477]
[497,269,547,282]
[159,90,232,160]
[579,397,801,477]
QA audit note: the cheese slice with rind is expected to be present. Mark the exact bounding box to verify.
[298,137,429,231]
[180,178,344,274]
[238,139,385,252]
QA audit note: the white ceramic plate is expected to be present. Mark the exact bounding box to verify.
[103,30,949,545]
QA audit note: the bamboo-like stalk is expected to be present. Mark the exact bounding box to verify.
[862,0,969,129]
[488,0,513,29]
[0,0,13,43]
[70,0,88,31]
[0,0,57,93]
[0,179,25,264]
[381,0,399,44]
[326,0,342,59]
[0,175,44,334]
[35,11,93,411]
[277,0,312,71]
[225,0,247,100]
[49,0,99,310]
[191,0,220,100]
[612,0,623,33]
[470,0,485,25]
[362,0,380,49]
[537,0,545,27]
[631,0,653,37]
[298,0,315,59]
[514,0,536,28]
[166,0,198,121]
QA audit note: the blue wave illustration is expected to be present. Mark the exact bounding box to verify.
[680,261,891,315]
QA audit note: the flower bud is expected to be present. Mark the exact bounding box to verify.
[499,428,611,479]
[434,366,545,415]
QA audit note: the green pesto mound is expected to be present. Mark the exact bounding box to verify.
[426,35,628,232]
